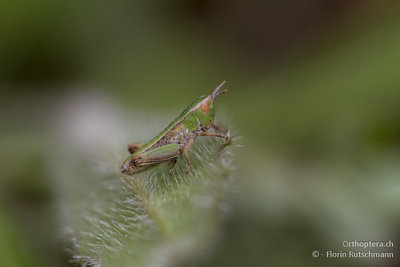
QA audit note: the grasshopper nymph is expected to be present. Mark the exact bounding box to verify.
[121,81,232,175]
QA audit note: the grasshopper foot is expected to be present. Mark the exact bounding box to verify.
[184,149,192,174]
[216,138,233,160]
[212,123,228,133]
[185,163,191,174]
[169,159,177,175]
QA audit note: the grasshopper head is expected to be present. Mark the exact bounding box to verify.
[195,81,227,128]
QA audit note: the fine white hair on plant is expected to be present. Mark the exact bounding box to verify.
[53,91,238,267]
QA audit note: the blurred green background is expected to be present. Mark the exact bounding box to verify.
[1,0,400,266]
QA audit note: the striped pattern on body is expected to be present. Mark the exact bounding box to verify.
[136,95,208,153]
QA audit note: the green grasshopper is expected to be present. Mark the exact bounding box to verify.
[121,81,232,175]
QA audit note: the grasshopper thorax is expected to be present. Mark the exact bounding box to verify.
[183,81,227,131]
[193,97,215,128]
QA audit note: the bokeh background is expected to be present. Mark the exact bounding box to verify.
[1,1,400,266]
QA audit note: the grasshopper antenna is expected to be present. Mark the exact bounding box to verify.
[211,80,228,101]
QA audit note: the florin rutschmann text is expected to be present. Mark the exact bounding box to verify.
[312,240,394,259]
